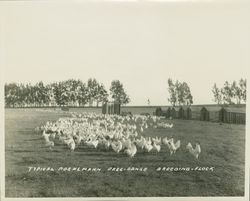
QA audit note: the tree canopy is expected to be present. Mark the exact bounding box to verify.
[110,80,130,105]
[212,79,246,105]
[167,79,193,106]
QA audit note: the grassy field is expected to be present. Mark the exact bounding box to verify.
[5,108,245,197]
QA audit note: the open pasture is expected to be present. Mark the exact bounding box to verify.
[5,108,245,197]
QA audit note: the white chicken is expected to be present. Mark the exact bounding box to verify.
[121,138,131,150]
[140,126,144,133]
[124,143,137,158]
[135,136,146,149]
[144,137,153,152]
[152,136,161,144]
[167,123,174,128]
[44,138,54,150]
[102,138,111,150]
[50,133,56,139]
[86,137,99,149]
[165,138,181,155]
[162,136,169,145]
[42,130,54,150]
[64,137,76,151]
[111,140,123,153]
[42,130,51,141]
[186,142,201,159]
[152,142,161,152]
[75,135,83,146]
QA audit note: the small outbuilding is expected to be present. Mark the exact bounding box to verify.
[182,106,192,120]
[170,107,181,119]
[178,107,185,119]
[161,107,171,118]
[190,106,203,120]
[155,107,162,116]
[165,107,172,118]
[200,106,222,122]
[220,107,246,124]
[102,102,120,115]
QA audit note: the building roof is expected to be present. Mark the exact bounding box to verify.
[161,106,170,111]
[201,106,222,112]
[222,107,246,114]
[189,106,203,112]
[171,107,181,111]
[181,106,191,110]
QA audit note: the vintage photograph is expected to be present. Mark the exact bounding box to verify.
[0,0,249,200]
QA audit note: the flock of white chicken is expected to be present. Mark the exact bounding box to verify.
[37,112,201,159]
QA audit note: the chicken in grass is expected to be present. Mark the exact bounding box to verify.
[64,137,76,151]
[152,142,161,152]
[144,137,153,152]
[152,136,161,152]
[86,136,99,149]
[163,137,180,155]
[42,130,50,141]
[162,136,169,146]
[121,138,132,150]
[124,143,137,158]
[75,135,83,146]
[111,140,123,153]
[135,136,146,149]
[152,136,161,144]
[186,142,201,159]
[42,130,54,150]
[102,138,111,150]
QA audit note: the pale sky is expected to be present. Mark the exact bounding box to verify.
[0,0,249,105]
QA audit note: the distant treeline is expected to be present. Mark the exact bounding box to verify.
[5,78,247,108]
[4,79,130,108]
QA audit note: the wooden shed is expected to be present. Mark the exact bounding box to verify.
[102,102,120,115]
[200,107,209,121]
[161,107,171,118]
[190,106,203,120]
[178,107,185,119]
[220,107,246,124]
[166,107,172,118]
[170,107,181,119]
[155,107,162,116]
[200,106,222,122]
[182,106,192,120]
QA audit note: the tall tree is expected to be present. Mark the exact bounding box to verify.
[221,81,234,104]
[231,81,242,104]
[46,84,56,106]
[5,83,18,107]
[239,78,246,103]
[87,78,99,106]
[167,78,177,106]
[36,81,50,106]
[167,79,193,106]
[110,80,130,105]
[212,83,222,104]
[77,82,88,106]
[53,82,71,106]
[96,83,108,107]
[182,82,193,106]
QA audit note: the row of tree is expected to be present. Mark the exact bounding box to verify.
[4,78,247,107]
[212,79,246,104]
[167,78,246,106]
[5,79,130,107]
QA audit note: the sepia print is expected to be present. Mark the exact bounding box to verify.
[0,0,249,201]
